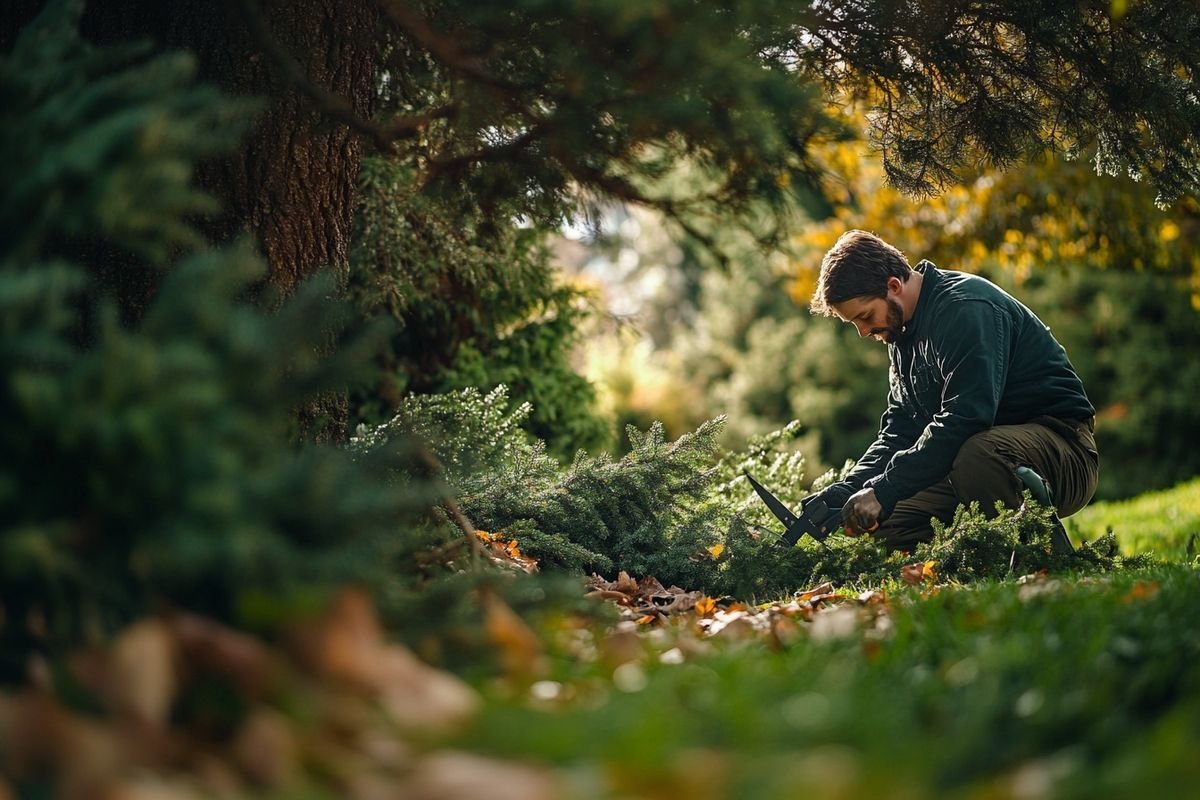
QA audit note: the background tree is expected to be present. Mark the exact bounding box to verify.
[9,0,1200,446]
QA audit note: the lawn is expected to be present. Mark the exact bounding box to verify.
[452,480,1200,798]
[1069,477,1200,556]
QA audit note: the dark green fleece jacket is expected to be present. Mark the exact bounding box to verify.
[827,261,1095,516]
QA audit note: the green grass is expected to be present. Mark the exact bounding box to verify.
[462,566,1200,798]
[1069,477,1200,557]
[446,479,1200,798]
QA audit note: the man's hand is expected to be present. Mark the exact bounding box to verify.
[841,488,882,535]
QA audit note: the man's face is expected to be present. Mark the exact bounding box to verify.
[832,295,906,344]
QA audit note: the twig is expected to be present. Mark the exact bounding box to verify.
[375,0,523,92]
[415,444,484,571]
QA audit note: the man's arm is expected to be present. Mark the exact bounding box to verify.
[865,301,1010,516]
[813,372,919,509]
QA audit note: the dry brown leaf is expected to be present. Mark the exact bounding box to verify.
[399,751,560,800]
[639,575,667,595]
[809,605,860,642]
[482,591,547,682]
[3,691,125,795]
[290,586,385,690]
[232,708,298,789]
[796,582,835,603]
[171,613,272,698]
[371,645,481,734]
[711,614,756,642]
[585,589,633,603]
[95,775,204,800]
[600,629,643,667]
[770,617,803,649]
[901,561,937,586]
[614,571,639,595]
[105,619,177,727]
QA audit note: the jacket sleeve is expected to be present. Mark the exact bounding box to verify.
[865,300,1010,516]
[815,364,920,509]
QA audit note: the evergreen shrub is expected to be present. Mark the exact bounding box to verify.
[349,157,610,459]
[357,387,1155,600]
[0,1,446,674]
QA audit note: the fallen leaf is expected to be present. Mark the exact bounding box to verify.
[482,591,546,682]
[796,582,835,603]
[1122,580,1160,603]
[770,617,802,649]
[289,587,384,690]
[900,561,936,586]
[639,576,667,595]
[401,751,560,800]
[232,708,298,789]
[711,614,757,641]
[694,597,717,617]
[707,543,726,559]
[105,620,177,727]
[377,645,480,732]
[171,612,272,697]
[614,571,639,595]
[600,630,643,666]
[809,605,860,642]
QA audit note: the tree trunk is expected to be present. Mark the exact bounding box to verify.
[81,0,379,441]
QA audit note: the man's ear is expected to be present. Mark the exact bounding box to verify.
[886,276,904,297]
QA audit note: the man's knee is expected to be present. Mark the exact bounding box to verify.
[951,432,1007,477]
[948,431,1021,511]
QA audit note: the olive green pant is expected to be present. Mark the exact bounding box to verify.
[875,416,1099,552]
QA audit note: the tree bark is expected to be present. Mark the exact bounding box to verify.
[80,0,379,441]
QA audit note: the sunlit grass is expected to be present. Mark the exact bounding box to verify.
[1068,477,1200,557]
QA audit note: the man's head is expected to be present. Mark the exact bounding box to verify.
[810,230,915,344]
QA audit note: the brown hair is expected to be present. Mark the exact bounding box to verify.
[810,230,912,316]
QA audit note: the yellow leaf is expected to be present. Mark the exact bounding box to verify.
[694,596,717,617]
[923,560,938,581]
[635,614,657,626]
[707,543,726,559]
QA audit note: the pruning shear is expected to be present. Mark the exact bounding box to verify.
[743,471,877,547]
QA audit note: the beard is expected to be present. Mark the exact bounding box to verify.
[871,298,907,343]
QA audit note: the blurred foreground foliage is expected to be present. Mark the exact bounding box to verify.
[0,0,460,675]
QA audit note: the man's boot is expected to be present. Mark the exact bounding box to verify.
[1015,466,1075,555]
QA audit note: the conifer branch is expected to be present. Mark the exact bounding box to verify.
[374,0,525,93]
[235,0,456,151]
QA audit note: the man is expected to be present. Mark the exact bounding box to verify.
[808,230,1098,552]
